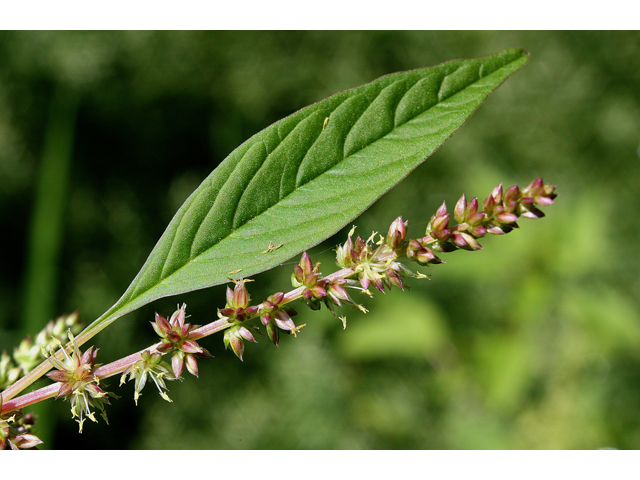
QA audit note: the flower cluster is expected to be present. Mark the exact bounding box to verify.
[151,304,212,379]
[219,280,260,361]
[259,291,298,346]
[410,177,557,261]
[219,280,306,359]
[293,252,355,314]
[44,332,116,433]
[336,222,422,294]
[120,351,175,405]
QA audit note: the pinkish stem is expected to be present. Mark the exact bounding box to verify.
[1,384,60,414]
[1,268,357,416]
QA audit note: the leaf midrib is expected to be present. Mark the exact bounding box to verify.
[118,53,523,315]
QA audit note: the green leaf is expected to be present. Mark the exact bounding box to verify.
[83,48,529,341]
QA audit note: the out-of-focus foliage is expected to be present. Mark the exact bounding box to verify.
[1,31,640,449]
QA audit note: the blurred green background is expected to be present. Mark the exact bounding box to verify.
[1,31,640,449]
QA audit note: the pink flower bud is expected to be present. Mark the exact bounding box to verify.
[166,331,182,343]
[451,233,468,248]
[435,201,448,217]
[310,285,327,299]
[387,270,404,290]
[432,213,450,232]
[228,334,244,361]
[496,212,519,224]
[261,312,272,325]
[470,225,487,237]
[46,370,69,383]
[520,196,534,207]
[535,195,554,206]
[270,291,285,304]
[232,282,251,308]
[169,307,185,328]
[520,207,545,219]
[487,226,505,235]
[185,354,199,378]
[218,307,235,317]
[172,353,185,378]
[274,313,296,332]
[415,248,438,265]
[180,339,204,354]
[387,216,408,249]
[491,184,503,204]
[156,342,173,353]
[328,283,350,306]
[467,211,485,226]
[225,286,235,306]
[179,323,192,338]
[465,197,479,217]
[13,434,43,450]
[483,193,495,214]
[460,232,482,251]
[372,278,385,293]
[454,195,467,223]
[525,177,544,193]
[504,185,521,208]
[153,313,171,334]
[299,252,313,276]
[238,326,257,343]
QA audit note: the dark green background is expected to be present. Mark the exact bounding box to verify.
[1,31,640,449]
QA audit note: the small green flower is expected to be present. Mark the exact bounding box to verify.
[336,227,408,293]
[120,351,175,405]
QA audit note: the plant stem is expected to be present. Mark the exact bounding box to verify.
[0,273,356,416]
[1,318,233,416]
[3,177,556,415]
[1,384,60,414]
